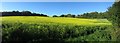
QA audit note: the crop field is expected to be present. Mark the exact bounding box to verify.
[1,16,114,43]
[1,16,112,25]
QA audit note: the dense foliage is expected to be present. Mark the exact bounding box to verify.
[2,22,113,43]
[76,12,108,19]
[52,12,107,18]
[107,1,120,28]
[1,11,106,18]
[1,11,48,17]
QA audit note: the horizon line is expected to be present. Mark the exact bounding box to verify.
[0,10,106,16]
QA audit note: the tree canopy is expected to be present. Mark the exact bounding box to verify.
[107,1,120,28]
[1,11,48,17]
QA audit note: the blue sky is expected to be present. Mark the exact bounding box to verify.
[1,2,114,16]
[1,0,115,2]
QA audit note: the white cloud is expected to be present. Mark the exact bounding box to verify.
[1,0,115,2]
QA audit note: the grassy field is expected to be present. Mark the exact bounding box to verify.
[1,16,112,25]
[1,16,115,43]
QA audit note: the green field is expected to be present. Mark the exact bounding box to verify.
[1,16,115,43]
[1,16,112,25]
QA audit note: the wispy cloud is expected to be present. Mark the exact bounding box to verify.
[1,0,115,2]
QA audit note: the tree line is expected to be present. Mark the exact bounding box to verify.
[1,11,105,18]
[1,11,107,19]
[53,12,107,19]
[1,11,48,17]
[1,11,106,19]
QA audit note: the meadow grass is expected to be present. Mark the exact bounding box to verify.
[1,16,112,26]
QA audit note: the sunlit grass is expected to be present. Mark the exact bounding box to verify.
[1,16,112,26]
